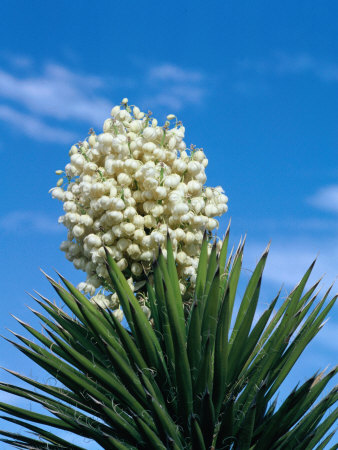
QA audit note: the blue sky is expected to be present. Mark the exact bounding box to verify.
[0,0,337,447]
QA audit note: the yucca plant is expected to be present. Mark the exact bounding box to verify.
[0,229,337,449]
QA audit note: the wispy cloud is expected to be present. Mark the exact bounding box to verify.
[143,63,207,111]
[0,211,63,234]
[244,238,338,289]
[0,63,111,124]
[148,63,204,83]
[0,59,113,143]
[0,56,210,142]
[146,85,206,110]
[4,53,34,69]
[238,52,338,83]
[0,105,75,143]
[308,185,338,214]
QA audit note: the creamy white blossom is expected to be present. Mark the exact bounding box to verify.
[51,100,228,305]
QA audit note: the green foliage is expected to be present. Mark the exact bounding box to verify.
[0,229,337,449]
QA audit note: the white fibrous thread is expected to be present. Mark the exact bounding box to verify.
[51,101,228,307]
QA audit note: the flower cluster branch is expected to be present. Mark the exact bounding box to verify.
[51,99,228,306]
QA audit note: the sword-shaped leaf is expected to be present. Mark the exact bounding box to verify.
[230,243,269,344]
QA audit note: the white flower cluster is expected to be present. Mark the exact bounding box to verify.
[51,100,228,305]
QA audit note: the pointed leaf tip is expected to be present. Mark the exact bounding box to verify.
[264,241,271,254]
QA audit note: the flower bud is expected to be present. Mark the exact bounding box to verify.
[102,231,114,245]
[91,294,112,309]
[187,161,202,176]
[206,218,219,231]
[176,251,187,265]
[168,136,176,150]
[205,204,219,217]
[151,231,165,245]
[107,211,123,224]
[121,222,135,236]
[69,145,78,155]
[144,215,157,229]
[88,135,96,146]
[117,258,128,271]
[73,225,84,238]
[127,244,141,258]
[187,180,202,195]
[131,262,143,276]
[141,305,151,319]
[60,240,70,252]
[140,250,153,261]
[154,186,167,200]
[164,174,181,189]
[117,238,131,252]
[143,127,157,140]
[173,203,189,216]
[51,187,64,200]
[113,308,124,322]
[111,106,120,116]
[86,234,102,248]
[117,173,132,186]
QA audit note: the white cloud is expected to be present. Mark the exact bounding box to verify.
[0,105,75,143]
[0,63,111,125]
[148,63,204,83]
[243,238,338,289]
[0,57,210,143]
[308,185,338,214]
[5,54,34,69]
[0,61,208,127]
[238,52,338,83]
[0,211,63,233]
[146,85,206,110]
[144,63,207,111]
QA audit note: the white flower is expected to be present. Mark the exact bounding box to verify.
[107,211,123,224]
[187,161,202,176]
[143,127,157,140]
[51,100,228,301]
[205,204,219,217]
[187,180,202,195]
[51,187,64,200]
[117,238,131,252]
[90,293,113,309]
[154,186,167,200]
[140,250,153,261]
[127,244,141,258]
[173,203,189,216]
[113,308,124,322]
[172,159,187,174]
[111,105,120,116]
[117,258,128,270]
[85,234,102,248]
[117,173,132,186]
[164,174,181,189]
[151,231,165,245]
[73,225,85,238]
[141,305,151,319]
[130,262,142,276]
[121,222,135,236]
